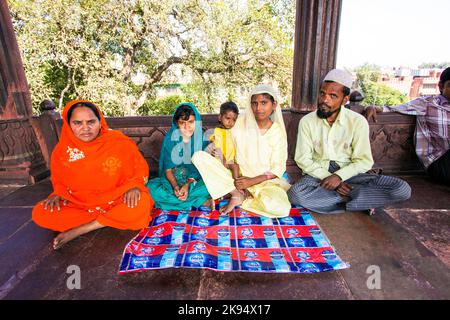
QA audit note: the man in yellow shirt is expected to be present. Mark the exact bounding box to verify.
[288,69,411,215]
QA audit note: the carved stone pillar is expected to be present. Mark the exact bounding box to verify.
[31,100,61,168]
[291,0,342,111]
[0,1,48,185]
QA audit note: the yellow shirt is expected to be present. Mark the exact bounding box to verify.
[295,106,374,181]
[210,127,236,163]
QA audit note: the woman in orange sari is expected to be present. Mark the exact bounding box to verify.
[32,100,154,249]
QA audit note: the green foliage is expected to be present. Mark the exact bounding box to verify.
[8,0,295,116]
[353,63,407,107]
[138,95,185,116]
[361,82,408,107]
[353,63,382,94]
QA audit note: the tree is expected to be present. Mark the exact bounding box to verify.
[8,0,295,116]
[361,82,408,107]
[138,94,186,116]
[353,63,382,95]
[353,63,407,107]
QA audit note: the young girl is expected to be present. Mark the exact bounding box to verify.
[146,103,212,211]
[193,85,291,217]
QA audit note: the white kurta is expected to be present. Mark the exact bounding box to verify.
[192,122,291,218]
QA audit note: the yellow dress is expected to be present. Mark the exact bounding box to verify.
[192,97,291,218]
[210,127,236,164]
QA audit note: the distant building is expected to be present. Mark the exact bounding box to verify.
[380,68,443,100]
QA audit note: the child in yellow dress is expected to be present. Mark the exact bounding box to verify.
[205,102,241,212]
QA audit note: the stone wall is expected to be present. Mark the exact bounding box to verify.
[34,105,422,185]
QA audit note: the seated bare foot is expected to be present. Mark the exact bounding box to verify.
[53,220,104,250]
[202,198,216,211]
[53,227,84,250]
[219,195,243,216]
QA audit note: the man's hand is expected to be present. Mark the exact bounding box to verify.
[123,188,141,208]
[42,195,67,212]
[336,182,353,196]
[363,106,381,123]
[320,174,342,191]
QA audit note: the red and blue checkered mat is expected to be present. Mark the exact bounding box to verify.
[119,204,350,274]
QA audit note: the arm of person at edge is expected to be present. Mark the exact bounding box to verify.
[363,98,426,123]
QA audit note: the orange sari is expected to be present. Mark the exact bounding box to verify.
[32,100,154,232]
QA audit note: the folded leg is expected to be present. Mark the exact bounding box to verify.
[346,174,411,211]
[288,175,345,214]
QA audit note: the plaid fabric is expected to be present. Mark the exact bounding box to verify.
[119,204,349,274]
[383,95,450,168]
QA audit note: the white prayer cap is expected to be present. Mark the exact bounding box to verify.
[250,84,279,102]
[323,69,353,89]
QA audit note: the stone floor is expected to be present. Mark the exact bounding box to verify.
[0,176,449,300]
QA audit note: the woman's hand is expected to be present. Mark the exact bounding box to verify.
[173,185,182,198]
[234,176,254,190]
[42,195,67,212]
[177,184,190,201]
[123,188,141,208]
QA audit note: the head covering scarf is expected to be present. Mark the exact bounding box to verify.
[158,102,207,181]
[50,100,149,208]
[231,84,287,177]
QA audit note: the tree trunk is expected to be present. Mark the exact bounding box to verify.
[132,56,184,113]
[58,68,71,111]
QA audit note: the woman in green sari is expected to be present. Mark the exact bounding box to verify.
[146,103,213,210]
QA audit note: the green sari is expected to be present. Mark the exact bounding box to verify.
[146,103,211,210]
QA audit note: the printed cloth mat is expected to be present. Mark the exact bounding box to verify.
[119,204,350,274]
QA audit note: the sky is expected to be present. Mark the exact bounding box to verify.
[336,0,449,69]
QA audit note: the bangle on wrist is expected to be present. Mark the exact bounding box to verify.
[264,172,274,180]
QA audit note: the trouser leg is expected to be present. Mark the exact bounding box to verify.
[427,150,450,186]
[287,175,345,214]
[345,174,411,211]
